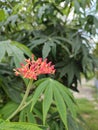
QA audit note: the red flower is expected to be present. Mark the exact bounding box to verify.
[14,55,55,80]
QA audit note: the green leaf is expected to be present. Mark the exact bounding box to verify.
[53,87,68,130]
[54,39,70,55]
[43,82,53,124]
[53,36,73,45]
[0,9,5,21]
[19,105,36,123]
[59,63,74,85]
[9,45,24,67]
[0,43,6,61]
[0,40,24,67]
[72,35,81,55]
[1,78,22,103]
[59,61,80,85]
[55,83,76,118]
[0,40,32,67]
[34,78,47,86]
[94,17,98,28]
[31,78,76,129]
[42,43,51,59]
[51,43,56,58]
[0,119,44,130]
[74,0,80,13]
[27,112,36,123]
[80,0,86,9]
[19,110,26,122]
[28,38,47,49]
[0,63,12,75]
[0,102,18,119]
[30,80,48,111]
[12,41,32,57]
[33,107,43,120]
[5,14,18,25]
[49,121,60,130]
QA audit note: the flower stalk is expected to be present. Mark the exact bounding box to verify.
[6,80,33,121]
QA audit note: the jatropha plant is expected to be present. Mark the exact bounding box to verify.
[6,55,77,130]
[7,55,55,121]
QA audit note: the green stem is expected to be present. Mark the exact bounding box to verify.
[20,98,33,111]
[6,80,33,121]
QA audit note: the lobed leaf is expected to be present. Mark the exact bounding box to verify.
[31,78,76,129]
[0,40,32,67]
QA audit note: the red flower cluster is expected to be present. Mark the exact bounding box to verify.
[14,55,55,80]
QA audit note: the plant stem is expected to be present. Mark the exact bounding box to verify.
[6,80,33,121]
[20,98,33,111]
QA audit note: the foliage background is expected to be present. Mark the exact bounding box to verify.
[0,0,98,130]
